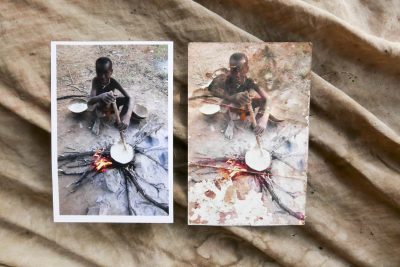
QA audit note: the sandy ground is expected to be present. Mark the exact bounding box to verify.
[56,44,169,215]
[188,43,311,225]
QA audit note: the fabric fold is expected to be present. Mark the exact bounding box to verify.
[0,0,399,266]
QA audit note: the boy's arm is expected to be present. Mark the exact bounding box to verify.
[253,85,269,115]
[208,76,249,105]
[210,86,237,103]
[253,84,270,135]
[88,79,114,105]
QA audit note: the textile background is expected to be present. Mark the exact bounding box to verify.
[0,1,399,266]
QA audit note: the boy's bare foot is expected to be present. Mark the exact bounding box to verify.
[224,119,234,140]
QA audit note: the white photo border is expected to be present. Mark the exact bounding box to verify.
[51,41,174,223]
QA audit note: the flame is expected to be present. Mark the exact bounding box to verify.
[225,159,247,179]
[92,150,112,172]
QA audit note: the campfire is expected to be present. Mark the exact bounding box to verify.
[190,153,305,221]
[58,116,169,215]
[92,150,113,172]
[225,159,248,179]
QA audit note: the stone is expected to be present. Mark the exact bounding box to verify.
[102,168,123,193]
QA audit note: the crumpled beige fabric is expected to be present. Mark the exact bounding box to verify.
[0,0,399,266]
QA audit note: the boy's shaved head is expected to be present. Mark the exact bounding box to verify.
[96,57,113,74]
[95,57,113,85]
[229,52,248,72]
[229,52,249,86]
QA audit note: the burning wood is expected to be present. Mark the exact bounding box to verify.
[92,150,112,172]
[189,157,268,177]
[189,155,305,221]
[225,159,249,179]
[58,117,169,215]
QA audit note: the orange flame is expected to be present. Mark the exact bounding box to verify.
[225,159,247,179]
[92,150,112,172]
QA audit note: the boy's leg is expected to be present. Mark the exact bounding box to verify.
[224,109,235,140]
[224,106,242,140]
[91,109,102,135]
[116,97,129,116]
[252,98,283,123]
[251,98,266,120]
[115,97,134,130]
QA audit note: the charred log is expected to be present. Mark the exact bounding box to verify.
[258,175,304,220]
[67,168,96,192]
[57,94,88,100]
[122,168,169,214]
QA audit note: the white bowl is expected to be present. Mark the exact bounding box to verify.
[199,103,220,115]
[68,99,88,113]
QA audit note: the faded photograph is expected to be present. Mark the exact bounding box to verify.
[188,43,311,225]
[52,42,172,222]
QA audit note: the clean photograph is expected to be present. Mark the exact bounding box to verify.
[51,41,173,223]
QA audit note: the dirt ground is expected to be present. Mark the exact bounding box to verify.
[56,44,169,216]
[188,43,311,225]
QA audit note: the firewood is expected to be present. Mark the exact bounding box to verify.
[258,175,304,220]
[135,149,167,171]
[57,94,88,100]
[121,169,136,216]
[122,168,169,214]
[58,115,169,215]
[67,168,96,192]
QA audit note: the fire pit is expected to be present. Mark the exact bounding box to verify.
[92,149,113,172]
[58,115,169,215]
[189,144,305,222]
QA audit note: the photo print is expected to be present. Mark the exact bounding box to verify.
[51,41,173,223]
[188,42,311,226]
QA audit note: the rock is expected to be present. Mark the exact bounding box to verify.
[100,168,122,193]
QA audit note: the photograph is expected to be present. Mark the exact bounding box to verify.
[188,42,311,226]
[51,41,173,223]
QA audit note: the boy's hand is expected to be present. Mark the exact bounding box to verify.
[117,122,128,131]
[100,92,115,104]
[117,117,129,131]
[233,92,250,105]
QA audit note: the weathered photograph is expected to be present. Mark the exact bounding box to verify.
[51,41,173,223]
[188,43,311,225]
